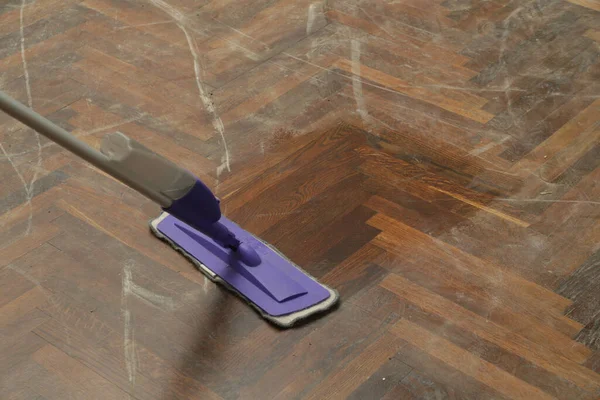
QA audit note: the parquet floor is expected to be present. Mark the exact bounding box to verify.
[1,0,600,399]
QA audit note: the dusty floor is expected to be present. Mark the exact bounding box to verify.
[1,0,600,399]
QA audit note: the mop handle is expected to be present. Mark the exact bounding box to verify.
[0,90,171,207]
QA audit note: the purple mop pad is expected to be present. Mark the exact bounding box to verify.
[150,212,339,327]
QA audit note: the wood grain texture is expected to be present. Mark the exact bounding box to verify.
[1,0,599,399]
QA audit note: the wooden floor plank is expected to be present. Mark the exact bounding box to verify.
[352,284,596,400]
[32,345,131,400]
[303,332,406,400]
[369,214,573,316]
[381,273,600,392]
[391,319,557,400]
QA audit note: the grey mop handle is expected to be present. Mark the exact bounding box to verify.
[0,90,172,207]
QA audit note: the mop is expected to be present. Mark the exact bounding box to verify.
[0,90,339,327]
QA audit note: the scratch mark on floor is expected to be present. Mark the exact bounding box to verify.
[306,3,319,35]
[469,136,510,157]
[115,20,174,30]
[182,27,231,171]
[255,210,302,218]
[121,260,178,384]
[19,1,32,109]
[7,262,43,286]
[0,143,29,199]
[497,8,523,133]
[216,158,228,177]
[212,21,264,61]
[6,262,60,308]
[0,114,146,160]
[122,262,138,387]
[422,197,600,206]
[211,17,257,42]
[359,6,395,40]
[147,0,231,172]
[79,115,147,138]
[20,0,42,198]
[0,0,41,237]
[343,1,434,39]
[215,157,229,194]
[470,141,499,156]
[203,276,209,294]
[129,279,176,310]
[494,199,600,206]
[350,39,369,122]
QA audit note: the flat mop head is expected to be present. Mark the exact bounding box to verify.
[150,212,339,328]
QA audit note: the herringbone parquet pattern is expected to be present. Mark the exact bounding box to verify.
[1,0,600,399]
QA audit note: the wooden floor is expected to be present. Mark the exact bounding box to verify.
[1,0,600,398]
